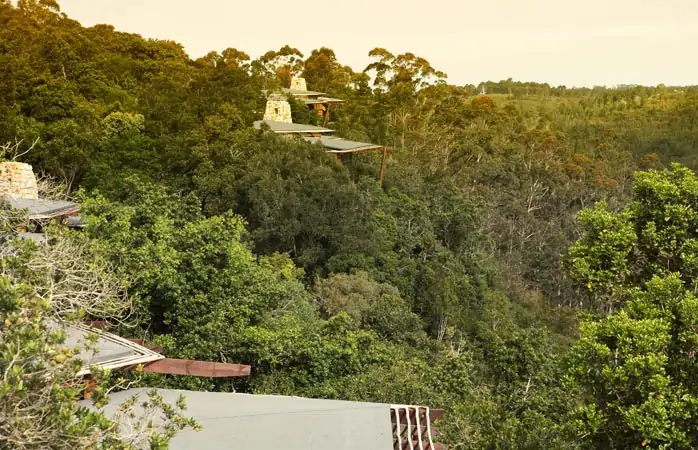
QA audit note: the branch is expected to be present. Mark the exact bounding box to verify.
[0,137,40,161]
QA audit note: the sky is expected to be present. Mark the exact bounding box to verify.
[57,0,698,88]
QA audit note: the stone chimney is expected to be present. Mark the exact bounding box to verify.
[0,162,39,199]
[290,77,308,92]
[263,94,293,123]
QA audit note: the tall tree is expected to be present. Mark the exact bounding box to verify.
[563,164,698,449]
[302,47,352,94]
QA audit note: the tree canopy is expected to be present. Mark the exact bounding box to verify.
[2,1,698,448]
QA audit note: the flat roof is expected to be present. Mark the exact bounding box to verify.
[301,96,345,105]
[304,136,384,153]
[82,388,394,450]
[254,120,334,134]
[282,88,326,97]
[7,197,80,220]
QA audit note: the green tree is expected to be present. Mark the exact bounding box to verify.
[563,164,698,449]
[302,47,352,94]
[78,179,308,364]
[315,271,427,344]
[0,232,197,449]
[251,45,304,89]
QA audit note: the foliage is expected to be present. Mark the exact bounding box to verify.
[0,236,197,449]
[3,2,698,448]
[315,271,427,344]
[564,165,698,449]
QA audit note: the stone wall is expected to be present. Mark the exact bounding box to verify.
[0,162,39,199]
[290,77,308,92]
[263,99,293,123]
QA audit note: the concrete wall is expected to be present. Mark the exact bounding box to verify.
[0,162,38,199]
[263,99,293,123]
[290,77,308,92]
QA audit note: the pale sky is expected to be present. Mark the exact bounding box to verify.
[58,0,698,87]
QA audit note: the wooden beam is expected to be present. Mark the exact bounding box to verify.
[141,358,251,377]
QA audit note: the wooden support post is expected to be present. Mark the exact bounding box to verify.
[379,147,388,186]
[82,376,97,399]
[324,102,333,126]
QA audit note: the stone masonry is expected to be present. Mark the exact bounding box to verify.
[263,96,293,123]
[0,162,39,199]
[290,77,308,92]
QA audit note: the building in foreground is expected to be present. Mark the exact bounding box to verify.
[84,388,446,450]
[3,162,445,449]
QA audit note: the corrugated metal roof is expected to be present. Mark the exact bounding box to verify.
[7,197,80,220]
[304,136,384,153]
[254,120,334,134]
[282,88,326,97]
[301,98,330,105]
[300,96,345,105]
[61,323,163,376]
[83,388,394,450]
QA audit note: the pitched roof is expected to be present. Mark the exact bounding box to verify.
[7,197,80,220]
[304,136,385,153]
[61,323,163,376]
[254,120,334,134]
[83,388,394,450]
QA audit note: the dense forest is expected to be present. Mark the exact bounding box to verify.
[2,0,698,448]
